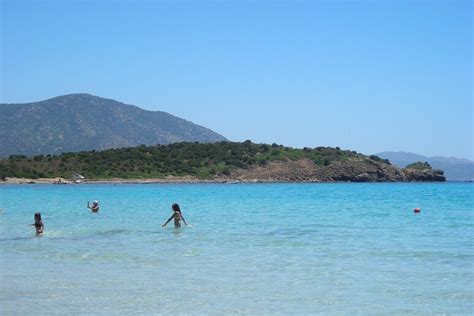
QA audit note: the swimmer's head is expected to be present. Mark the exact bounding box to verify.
[172,203,181,212]
[34,212,42,220]
[93,200,99,206]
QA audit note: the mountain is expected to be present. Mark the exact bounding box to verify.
[0,94,226,157]
[376,151,474,181]
[0,141,445,182]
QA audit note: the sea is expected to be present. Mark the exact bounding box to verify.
[0,183,472,315]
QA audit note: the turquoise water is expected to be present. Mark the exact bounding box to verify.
[0,183,472,315]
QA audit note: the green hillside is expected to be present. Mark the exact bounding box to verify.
[0,93,226,157]
[0,141,387,180]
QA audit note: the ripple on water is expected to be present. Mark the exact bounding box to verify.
[0,183,472,314]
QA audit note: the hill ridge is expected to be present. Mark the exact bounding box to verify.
[0,94,227,157]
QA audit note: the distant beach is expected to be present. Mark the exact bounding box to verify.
[0,175,454,185]
[0,176,289,185]
[0,176,212,185]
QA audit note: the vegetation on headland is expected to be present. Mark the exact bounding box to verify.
[404,161,432,170]
[0,141,391,180]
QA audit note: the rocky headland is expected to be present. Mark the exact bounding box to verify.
[0,142,445,184]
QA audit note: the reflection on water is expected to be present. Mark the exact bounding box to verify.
[172,228,182,238]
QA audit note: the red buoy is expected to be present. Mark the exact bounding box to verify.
[414,207,421,213]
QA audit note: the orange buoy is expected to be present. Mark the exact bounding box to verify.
[414,207,421,213]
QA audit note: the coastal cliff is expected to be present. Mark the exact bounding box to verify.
[401,162,446,182]
[0,141,445,183]
[226,158,444,182]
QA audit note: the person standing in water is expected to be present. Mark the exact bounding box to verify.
[162,203,188,228]
[30,212,44,234]
[87,200,100,212]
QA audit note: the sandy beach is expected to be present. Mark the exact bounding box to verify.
[0,176,277,185]
[0,176,228,185]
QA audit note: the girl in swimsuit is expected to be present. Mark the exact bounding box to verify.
[162,203,188,228]
[30,212,44,234]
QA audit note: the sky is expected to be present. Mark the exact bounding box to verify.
[1,0,472,159]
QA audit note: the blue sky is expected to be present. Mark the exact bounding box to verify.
[1,0,472,159]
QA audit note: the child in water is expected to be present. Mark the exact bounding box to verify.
[162,203,188,228]
[30,212,44,234]
[87,200,100,212]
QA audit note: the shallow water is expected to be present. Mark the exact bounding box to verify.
[0,183,472,314]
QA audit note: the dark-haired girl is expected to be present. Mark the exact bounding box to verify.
[162,203,188,228]
[30,212,44,234]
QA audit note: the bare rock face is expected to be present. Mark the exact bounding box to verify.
[401,161,446,182]
[315,159,406,182]
[228,158,445,182]
[402,167,445,182]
